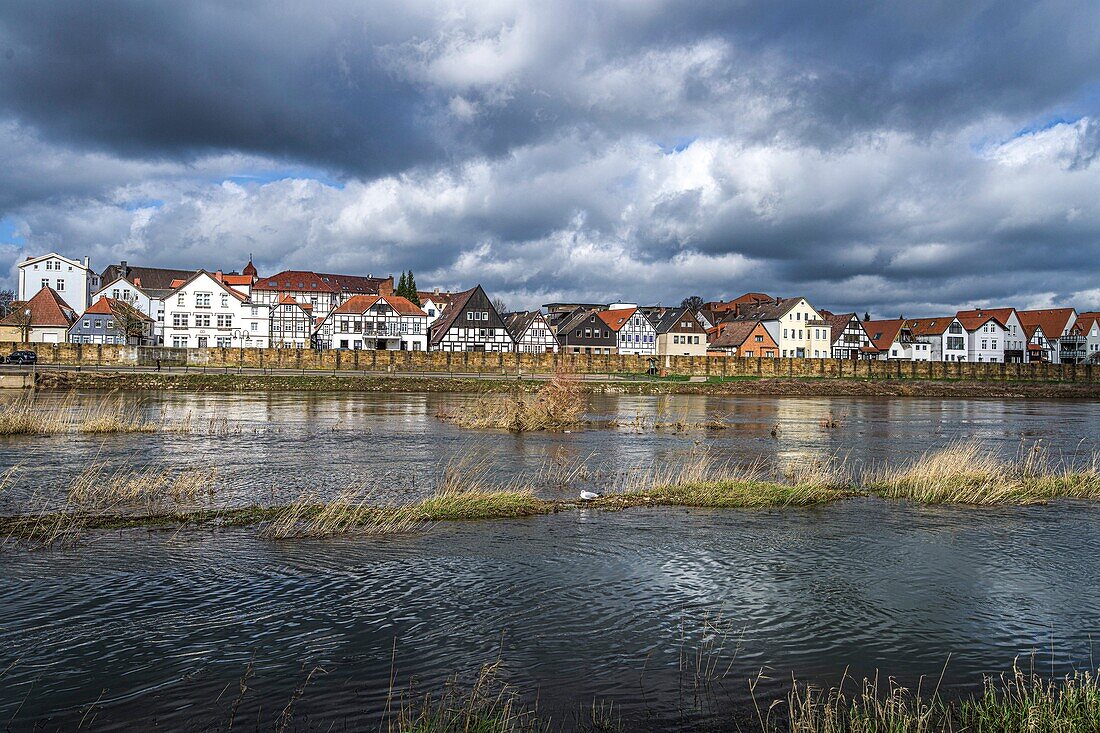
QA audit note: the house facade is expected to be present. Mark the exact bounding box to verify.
[956,309,1025,362]
[1075,313,1100,363]
[599,305,658,356]
[68,297,155,345]
[649,307,709,356]
[865,319,931,361]
[1017,309,1077,363]
[418,290,456,326]
[555,308,618,354]
[503,311,559,353]
[318,294,428,351]
[269,295,315,348]
[97,261,198,343]
[727,297,831,358]
[707,321,778,357]
[162,271,271,349]
[0,286,78,343]
[821,311,875,359]
[17,253,100,313]
[428,285,514,352]
[908,316,968,362]
[955,312,1008,363]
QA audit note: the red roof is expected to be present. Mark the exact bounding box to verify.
[908,317,955,337]
[253,269,393,296]
[0,287,77,328]
[329,294,426,317]
[955,311,1007,332]
[220,274,254,287]
[1075,312,1100,333]
[81,296,155,322]
[1017,308,1076,340]
[863,319,907,351]
[242,259,258,277]
[596,307,637,331]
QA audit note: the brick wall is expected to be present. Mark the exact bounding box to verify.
[3,342,1096,382]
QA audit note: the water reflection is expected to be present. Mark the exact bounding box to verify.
[1,391,1098,513]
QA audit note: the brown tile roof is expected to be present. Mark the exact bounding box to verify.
[820,311,859,343]
[220,274,254,287]
[1017,308,1076,340]
[724,296,806,323]
[82,296,155,322]
[1074,312,1100,333]
[709,320,773,349]
[254,270,393,296]
[502,311,541,339]
[429,286,479,345]
[863,319,907,351]
[100,264,197,295]
[330,294,426,317]
[908,316,955,337]
[955,311,1007,332]
[0,287,77,328]
[596,307,637,332]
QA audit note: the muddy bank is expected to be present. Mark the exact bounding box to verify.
[27,369,1100,398]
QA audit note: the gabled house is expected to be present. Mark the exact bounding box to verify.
[318,294,428,351]
[17,252,100,313]
[555,307,618,355]
[598,304,658,356]
[820,311,876,359]
[1017,308,1077,363]
[956,308,1025,362]
[68,296,155,345]
[162,271,271,349]
[503,311,559,353]
[428,285,514,352]
[865,319,931,361]
[95,261,199,344]
[0,286,78,343]
[707,320,778,357]
[723,297,831,358]
[269,295,314,349]
[1074,312,1100,363]
[648,307,708,356]
[955,311,1008,363]
[908,316,968,362]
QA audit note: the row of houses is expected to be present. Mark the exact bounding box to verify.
[3,251,1099,363]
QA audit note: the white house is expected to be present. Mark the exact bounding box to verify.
[318,294,428,351]
[503,311,559,353]
[418,289,456,326]
[96,261,200,344]
[17,252,100,313]
[162,271,271,349]
[1018,308,1078,364]
[598,304,658,356]
[865,319,931,361]
[1075,313,1100,363]
[956,312,1007,363]
[956,309,1025,362]
[908,316,968,362]
[821,311,876,359]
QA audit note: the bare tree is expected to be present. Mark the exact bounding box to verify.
[680,295,704,311]
[492,296,509,314]
[111,301,151,345]
[11,306,32,343]
[0,289,14,318]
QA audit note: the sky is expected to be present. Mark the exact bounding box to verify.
[2,0,1099,316]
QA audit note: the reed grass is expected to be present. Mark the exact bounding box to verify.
[868,440,1100,505]
[438,374,585,431]
[773,664,1100,732]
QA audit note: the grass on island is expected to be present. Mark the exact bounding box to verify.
[868,440,1100,505]
[0,392,242,436]
[436,373,586,431]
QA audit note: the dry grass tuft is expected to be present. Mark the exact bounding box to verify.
[438,374,585,431]
[66,461,218,510]
[261,487,423,539]
[868,440,1100,505]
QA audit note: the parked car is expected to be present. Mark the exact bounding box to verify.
[6,350,37,365]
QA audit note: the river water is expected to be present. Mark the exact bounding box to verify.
[1,391,1099,730]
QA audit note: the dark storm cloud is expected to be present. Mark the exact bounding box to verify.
[2,0,1100,314]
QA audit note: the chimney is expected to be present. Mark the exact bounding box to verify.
[84,255,90,268]
[120,260,128,277]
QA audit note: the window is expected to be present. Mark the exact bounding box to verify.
[106,320,114,330]
[221,294,229,308]
[172,336,188,348]
[755,335,763,342]
[216,337,231,347]
[112,289,120,299]
[195,314,211,327]
[251,307,258,316]
[41,278,49,290]
[172,313,189,327]
[83,320,90,328]
[177,294,185,306]
[250,322,258,332]
[94,319,103,329]
[217,314,233,328]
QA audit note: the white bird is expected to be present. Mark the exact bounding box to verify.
[579,490,600,501]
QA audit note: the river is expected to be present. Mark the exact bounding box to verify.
[1,391,1099,730]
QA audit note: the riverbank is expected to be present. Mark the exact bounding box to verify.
[30,368,1100,398]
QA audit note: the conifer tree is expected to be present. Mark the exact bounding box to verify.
[406,270,420,306]
[396,271,408,299]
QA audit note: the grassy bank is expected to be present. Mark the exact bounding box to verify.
[30,369,1100,398]
[382,663,1100,732]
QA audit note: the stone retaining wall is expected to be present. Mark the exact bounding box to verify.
[3,342,1097,382]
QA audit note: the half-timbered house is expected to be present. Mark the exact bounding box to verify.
[428,286,514,352]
